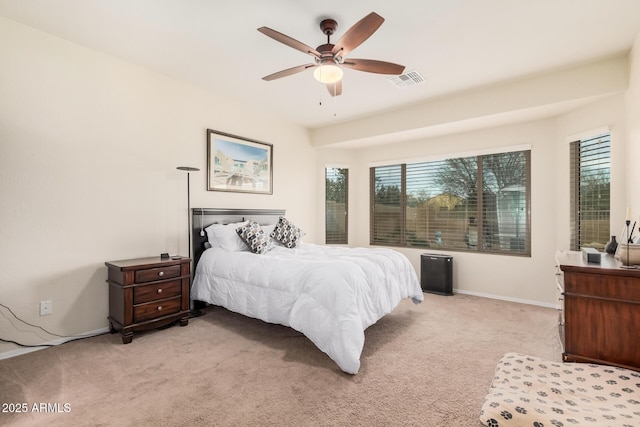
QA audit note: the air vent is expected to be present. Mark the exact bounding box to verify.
[388,70,425,88]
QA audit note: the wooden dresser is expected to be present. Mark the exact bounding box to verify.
[558,252,640,371]
[105,256,191,343]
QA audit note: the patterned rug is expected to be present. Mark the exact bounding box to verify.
[480,352,640,427]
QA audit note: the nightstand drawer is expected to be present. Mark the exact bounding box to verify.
[135,264,181,283]
[134,279,182,304]
[134,297,181,323]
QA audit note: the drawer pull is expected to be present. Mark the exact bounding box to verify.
[157,306,163,312]
[158,271,164,277]
[157,288,163,294]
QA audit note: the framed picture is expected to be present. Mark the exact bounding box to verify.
[206,129,273,194]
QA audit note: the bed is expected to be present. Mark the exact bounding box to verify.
[190,208,424,374]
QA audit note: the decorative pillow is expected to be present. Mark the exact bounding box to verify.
[236,220,273,254]
[270,216,305,248]
[262,224,283,246]
[205,221,249,252]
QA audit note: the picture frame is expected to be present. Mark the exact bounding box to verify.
[206,129,273,194]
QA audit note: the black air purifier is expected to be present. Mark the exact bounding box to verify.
[420,253,453,295]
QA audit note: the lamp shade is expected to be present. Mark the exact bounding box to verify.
[313,64,343,84]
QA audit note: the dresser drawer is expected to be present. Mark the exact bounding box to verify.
[135,264,181,283]
[134,279,181,304]
[134,296,181,323]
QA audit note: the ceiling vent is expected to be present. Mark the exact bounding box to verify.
[388,70,425,88]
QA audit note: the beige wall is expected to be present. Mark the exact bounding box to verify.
[315,81,631,308]
[627,32,640,217]
[312,48,632,308]
[310,56,629,148]
[351,120,561,305]
[555,96,627,250]
[2,14,638,357]
[0,17,317,356]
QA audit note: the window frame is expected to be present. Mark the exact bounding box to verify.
[325,167,349,244]
[370,149,531,256]
[569,133,611,251]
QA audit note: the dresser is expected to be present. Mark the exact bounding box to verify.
[105,256,191,343]
[558,251,640,371]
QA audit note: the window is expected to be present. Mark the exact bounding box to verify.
[569,133,611,251]
[370,149,531,256]
[370,165,404,245]
[325,167,348,244]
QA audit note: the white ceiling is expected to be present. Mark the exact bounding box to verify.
[2,0,640,132]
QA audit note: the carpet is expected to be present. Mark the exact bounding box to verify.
[0,293,562,426]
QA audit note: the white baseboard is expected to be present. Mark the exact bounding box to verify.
[0,327,110,360]
[454,289,559,309]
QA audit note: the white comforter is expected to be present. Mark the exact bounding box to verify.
[191,243,423,374]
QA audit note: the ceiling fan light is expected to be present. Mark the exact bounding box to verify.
[313,64,343,84]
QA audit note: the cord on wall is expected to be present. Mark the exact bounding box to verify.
[200,208,205,236]
[0,302,107,348]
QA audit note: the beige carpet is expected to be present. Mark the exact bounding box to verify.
[0,293,562,427]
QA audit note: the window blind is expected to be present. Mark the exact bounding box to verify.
[370,149,530,256]
[325,168,348,244]
[569,134,611,250]
[370,165,404,245]
[481,151,530,254]
[404,156,478,249]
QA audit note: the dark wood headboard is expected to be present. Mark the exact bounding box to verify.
[191,208,286,267]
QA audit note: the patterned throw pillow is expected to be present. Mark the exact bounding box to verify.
[270,216,305,248]
[236,220,273,254]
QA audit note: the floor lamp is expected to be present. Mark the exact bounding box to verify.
[176,166,201,316]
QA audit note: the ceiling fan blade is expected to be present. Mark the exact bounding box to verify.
[326,80,342,97]
[331,12,384,57]
[262,64,316,81]
[258,27,321,58]
[342,59,405,75]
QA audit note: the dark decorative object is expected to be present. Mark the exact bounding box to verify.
[176,166,199,259]
[621,219,632,268]
[604,235,618,254]
[176,166,201,316]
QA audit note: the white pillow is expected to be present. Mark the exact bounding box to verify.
[261,223,276,236]
[204,221,249,252]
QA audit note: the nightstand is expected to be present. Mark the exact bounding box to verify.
[105,256,191,344]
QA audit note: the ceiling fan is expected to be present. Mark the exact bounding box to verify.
[258,12,405,97]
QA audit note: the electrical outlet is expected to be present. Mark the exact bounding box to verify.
[40,300,53,316]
